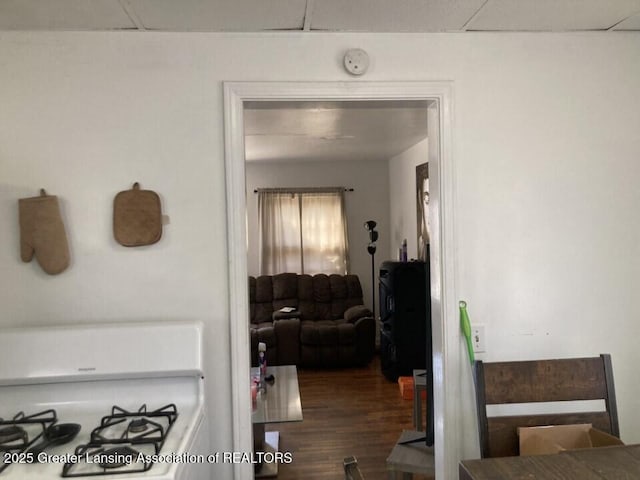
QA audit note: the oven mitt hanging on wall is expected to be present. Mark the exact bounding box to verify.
[19,189,70,275]
[113,182,163,247]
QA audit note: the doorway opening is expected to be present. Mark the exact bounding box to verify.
[244,99,431,312]
[223,81,457,480]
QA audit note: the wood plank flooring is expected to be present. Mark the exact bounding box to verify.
[265,355,431,480]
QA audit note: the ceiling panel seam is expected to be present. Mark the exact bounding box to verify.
[460,0,491,31]
[118,0,145,31]
[303,0,314,31]
[607,9,640,31]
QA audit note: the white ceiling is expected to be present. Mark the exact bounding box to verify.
[244,101,429,163]
[3,1,637,164]
[1,0,640,32]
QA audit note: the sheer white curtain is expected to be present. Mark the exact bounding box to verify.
[258,192,302,274]
[258,188,349,275]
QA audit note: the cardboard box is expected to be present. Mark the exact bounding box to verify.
[519,424,623,456]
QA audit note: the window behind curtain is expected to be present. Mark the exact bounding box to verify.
[258,188,349,275]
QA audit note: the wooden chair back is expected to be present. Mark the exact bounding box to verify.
[474,354,619,458]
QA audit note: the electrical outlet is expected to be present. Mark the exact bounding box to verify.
[472,325,486,353]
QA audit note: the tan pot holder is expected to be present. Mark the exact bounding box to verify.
[113,182,162,247]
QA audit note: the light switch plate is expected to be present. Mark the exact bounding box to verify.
[472,325,486,353]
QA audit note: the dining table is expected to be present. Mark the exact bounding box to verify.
[459,444,640,479]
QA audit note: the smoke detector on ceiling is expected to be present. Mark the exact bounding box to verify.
[343,48,369,76]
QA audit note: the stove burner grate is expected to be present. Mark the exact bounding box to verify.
[63,404,178,477]
[62,441,156,477]
[0,425,27,445]
[0,409,57,474]
[91,403,177,444]
[96,446,139,469]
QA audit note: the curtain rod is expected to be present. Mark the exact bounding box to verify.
[253,187,354,193]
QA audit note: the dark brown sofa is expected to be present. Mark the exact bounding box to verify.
[249,273,375,368]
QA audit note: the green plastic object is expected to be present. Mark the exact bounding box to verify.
[459,300,475,365]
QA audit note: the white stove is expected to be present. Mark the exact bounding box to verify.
[0,322,210,480]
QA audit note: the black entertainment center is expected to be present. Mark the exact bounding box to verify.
[379,258,434,446]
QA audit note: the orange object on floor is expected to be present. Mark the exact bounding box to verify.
[398,376,413,400]
[398,376,427,400]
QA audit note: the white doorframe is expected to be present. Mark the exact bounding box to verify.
[223,81,458,480]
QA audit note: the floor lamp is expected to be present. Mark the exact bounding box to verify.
[364,220,378,319]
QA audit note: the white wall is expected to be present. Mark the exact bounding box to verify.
[388,138,429,260]
[245,159,390,312]
[1,31,640,477]
[0,32,235,476]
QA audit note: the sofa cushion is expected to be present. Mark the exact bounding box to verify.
[330,274,348,299]
[255,276,273,303]
[297,275,315,319]
[297,275,314,300]
[315,303,332,321]
[300,320,339,345]
[300,343,340,368]
[312,275,333,319]
[273,272,298,300]
[312,274,332,303]
[345,274,364,298]
[254,303,274,325]
[274,318,300,365]
[336,321,356,345]
[329,275,349,319]
[273,272,299,313]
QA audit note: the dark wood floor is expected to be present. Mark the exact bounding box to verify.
[266,355,429,480]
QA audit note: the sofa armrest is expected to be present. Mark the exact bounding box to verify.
[344,305,373,323]
[273,317,301,365]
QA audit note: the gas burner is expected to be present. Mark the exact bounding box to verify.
[0,410,57,447]
[127,418,149,434]
[0,425,27,445]
[91,404,177,445]
[0,409,57,474]
[96,446,138,469]
[63,442,156,477]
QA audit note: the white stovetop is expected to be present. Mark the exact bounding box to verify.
[0,322,207,480]
[1,376,204,480]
